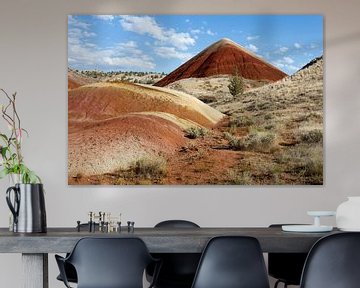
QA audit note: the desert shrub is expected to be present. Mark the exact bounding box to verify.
[229,115,254,127]
[256,101,273,110]
[227,170,254,185]
[130,156,167,179]
[300,128,323,143]
[224,132,242,149]
[185,127,207,139]
[228,71,244,97]
[264,124,275,130]
[224,130,275,152]
[244,130,276,151]
[274,144,323,184]
[264,113,274,120]
[302,155,323,178]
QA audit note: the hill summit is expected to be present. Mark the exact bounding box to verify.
[154,38,287,87]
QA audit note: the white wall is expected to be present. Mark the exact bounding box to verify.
[1,0,360,287]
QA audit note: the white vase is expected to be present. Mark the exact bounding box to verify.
[336,197,360,231]
[7,173,22,231]
[9,173,22,185]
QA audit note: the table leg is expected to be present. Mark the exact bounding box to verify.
[22,253,48,288]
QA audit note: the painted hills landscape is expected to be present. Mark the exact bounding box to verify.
[68,36,323,185]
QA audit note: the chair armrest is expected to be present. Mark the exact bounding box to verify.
[55,254,72,288]
[149,258,162,288]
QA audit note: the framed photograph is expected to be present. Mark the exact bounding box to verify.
[68,15,323,185]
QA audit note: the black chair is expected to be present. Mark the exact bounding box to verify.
[147,220,201,288]
[300,232,360,288]
[268,224,308,288]
[56,223,99,284]
[191,236,270,288]
[55,237,160,288]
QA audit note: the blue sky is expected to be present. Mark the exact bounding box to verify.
[68,15,323,75]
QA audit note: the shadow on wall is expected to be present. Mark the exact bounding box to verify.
[327,31,360,47]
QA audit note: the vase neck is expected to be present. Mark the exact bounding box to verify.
[9,174,22,185]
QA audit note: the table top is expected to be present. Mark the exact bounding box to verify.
[0,227,340,254]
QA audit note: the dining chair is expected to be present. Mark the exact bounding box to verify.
[147,220,201,288]
[191,236,270,288]
[56,223,99,284]
[300,232,360,288]
[268,224,308,288]
[55,237,161,288]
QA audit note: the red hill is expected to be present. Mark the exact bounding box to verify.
[154,38,287,87]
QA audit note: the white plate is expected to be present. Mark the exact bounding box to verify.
[307,211,336,217]
[282,225,333,232]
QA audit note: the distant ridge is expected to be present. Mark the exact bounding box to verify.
[154,38,287,87]
[68,68,96,89]
[299,56,323,72]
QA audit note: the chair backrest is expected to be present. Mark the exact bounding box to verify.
[152,220,201,285]
[191,236,270,288]
[155,220,200,228]
[67,237,154,288]
[300,232,360,288]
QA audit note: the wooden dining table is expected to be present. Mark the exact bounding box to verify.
[0,226,339,288]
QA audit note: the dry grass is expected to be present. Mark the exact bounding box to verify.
[213,57,323,185]
[130,156,167,179]
[274,144,323,184]
[224,129,276,152]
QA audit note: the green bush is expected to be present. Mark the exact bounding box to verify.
[228,70,244,97]
[185,127,207,139]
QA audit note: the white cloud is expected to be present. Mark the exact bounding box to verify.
[294,42,302,49]
[119,15,195,51]
[68,16,91,30]
[102,56,154,69]
[283,56,294,64]
[246,44,259,53]
[207,29,216,36]
[279,46,289,53]
[273,57,299,72]
[95,15,115,21]
[68,39,155,70]
[190,29,201,34]
[246,35,259,41]
[154,46,193,61]
[68,16,155,70]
